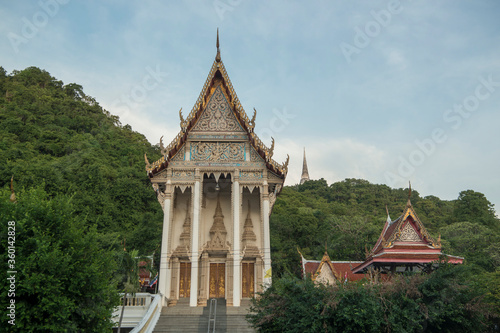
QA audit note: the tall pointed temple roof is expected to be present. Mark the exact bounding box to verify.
[352,185,464,274]
[145,30,289,179]
[299,148,310,185]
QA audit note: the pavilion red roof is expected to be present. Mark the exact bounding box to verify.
[352,196,464,274]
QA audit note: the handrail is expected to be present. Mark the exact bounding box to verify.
[130,293,162,333]
[207,298,217,333]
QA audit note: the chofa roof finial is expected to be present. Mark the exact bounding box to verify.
[216,28,221,62]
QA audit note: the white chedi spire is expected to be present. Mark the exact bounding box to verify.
[300,148,310,185]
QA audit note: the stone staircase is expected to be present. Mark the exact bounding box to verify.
[153,298,255,333]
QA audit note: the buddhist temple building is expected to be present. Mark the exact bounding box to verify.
[352,186,464,275]
[145,31,289,307]
[299,250,364,285]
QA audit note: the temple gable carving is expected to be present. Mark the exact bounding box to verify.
[397,222,421,242]
[191,85,244,133]
[191,142,245,162]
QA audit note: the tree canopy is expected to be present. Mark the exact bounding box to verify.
[248,264,498,333]
[0,66,163,255]
[0,187,120,332]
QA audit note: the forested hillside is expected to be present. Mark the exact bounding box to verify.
[0,66,163,255]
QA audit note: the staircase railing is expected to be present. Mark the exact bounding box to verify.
[130,293,162,333]
[207,298,217,333]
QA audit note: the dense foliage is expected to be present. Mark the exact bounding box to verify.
[0,66,163,255]
[0,187,120,332]
[248,265,498,333]
[0,66,163,331]
[264,179,500,332]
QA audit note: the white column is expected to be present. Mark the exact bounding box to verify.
[190,175,201,307]
[262,181,272,287]
[159,193,171,307]
[232,175,241,306]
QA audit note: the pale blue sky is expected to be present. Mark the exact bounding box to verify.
[2,1,500,215]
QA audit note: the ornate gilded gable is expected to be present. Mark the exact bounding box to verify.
[315,264,337,285]
[397,222,421,242]
[191,85,245,133]
[171,145,186,161]
[250,146,265,163]
[313,251,340,285]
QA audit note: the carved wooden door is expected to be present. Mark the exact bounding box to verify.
[242,263,254,298]
[209,263,225,298]
[179,262,191,298]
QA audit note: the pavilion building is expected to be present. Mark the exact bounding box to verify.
[300,187,464,285]
[145,32,289,307]
[352,188,464,275]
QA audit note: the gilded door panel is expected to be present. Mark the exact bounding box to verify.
[209,263,225,298]
[179,262,191,298]
[242,263,255,298]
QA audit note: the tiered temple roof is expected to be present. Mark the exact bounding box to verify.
[145,30,289,179]
[352,187,464,274]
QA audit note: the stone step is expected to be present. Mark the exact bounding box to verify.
[153,299,256,333]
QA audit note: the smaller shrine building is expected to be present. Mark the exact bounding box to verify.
[300,187,464,284]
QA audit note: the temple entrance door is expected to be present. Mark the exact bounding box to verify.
[179,262,191,298]
[209,263,225,298]
[242,262,255,298]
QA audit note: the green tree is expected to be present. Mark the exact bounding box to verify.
[116,249,140,333]
[0,186,120,332]
[248,265,496,332]
[453,190,498,229]
[0,67,163,255]
[440,222,500,271]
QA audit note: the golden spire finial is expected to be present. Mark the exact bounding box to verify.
[216,28,221,62]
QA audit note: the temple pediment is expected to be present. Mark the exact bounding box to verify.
[190,85,246,135]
